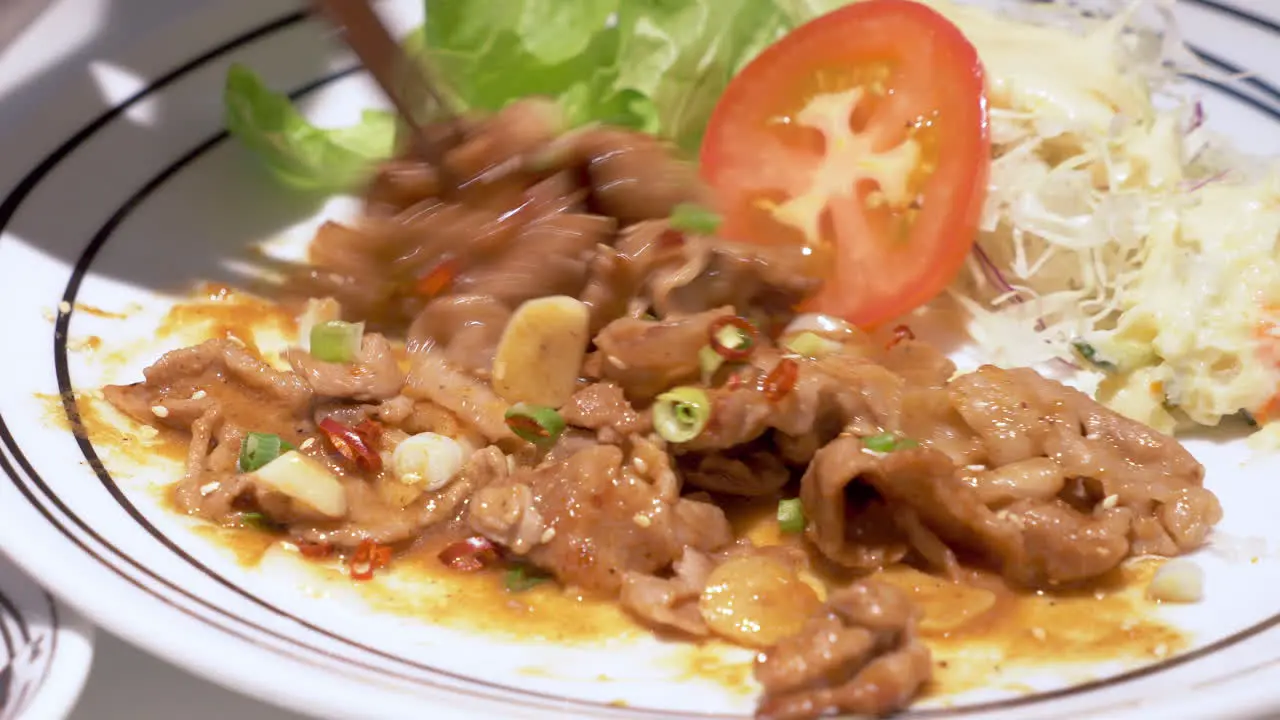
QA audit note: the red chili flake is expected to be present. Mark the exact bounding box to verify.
[762,358,800,402]
[354,418,384,444]
[349,539,393,581]
[708,316,759,361]
[657,228,686,250]
[505,414,550,441]
[414,256,460,298]
[438,536,500,572]
[318,417,383,474]
[297,541,333,559]
[886,324,915,349]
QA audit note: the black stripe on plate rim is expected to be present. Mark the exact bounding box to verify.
[0,3,1276,719]
[1185,0,1280,39]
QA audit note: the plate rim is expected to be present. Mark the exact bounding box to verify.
[0,1,1278,718]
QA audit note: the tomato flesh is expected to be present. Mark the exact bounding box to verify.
[700,0,990,328]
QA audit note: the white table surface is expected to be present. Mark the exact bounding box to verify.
[0,1,314,717]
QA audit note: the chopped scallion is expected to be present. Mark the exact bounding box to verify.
[504,403,566,445]
[668,203,722,235]
[238,432,292,473]
[698,345,725,383]
[1071,339,1117,372]
[238,511,279,531]
[310,320,365,363]
[783,332,840,359]
[505,565,548,592]
[654,387,711,444]
[863,432,919,453]
[777,498,805,534]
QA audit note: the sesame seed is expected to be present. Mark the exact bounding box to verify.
[1030,627,1047,642]
[58,301,71,314]
[300,438,316,450]
[632,513,652,528]
[965,464,986,471]
[226,335,246,347]
[1101,494,1119,510]
[150,405,170,418]
[190,390,207,401]
[199,481,221,496]
[540,527,557,544]
[607,355,629,370]
[139,426,158,440]
[1153,643,1169,658]
[632,456,649,475]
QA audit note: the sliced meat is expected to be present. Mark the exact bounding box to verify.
[287,333,404,402]
[755,581,931,720]
[103,338,312,438]
[406,294,511,376]
[468,440,726,596]
[593,307,734,400]
[290,446,509,548]
[559,382,652,442]
[682,451,791,498]
[551,127,704,226]
[620,548,716,637]
[403,349,514,443]
[451,213,616,307]
[616,222,819,322]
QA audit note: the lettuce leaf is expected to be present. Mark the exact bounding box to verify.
[223,64,397,192]
[225,0,807,190]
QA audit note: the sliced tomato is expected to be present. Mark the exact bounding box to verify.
[700,0,990,328]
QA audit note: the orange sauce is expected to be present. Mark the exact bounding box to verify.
[75,303,130,319]
[157,283,297,355]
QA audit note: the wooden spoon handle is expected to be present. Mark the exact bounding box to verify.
[311,0,459,169]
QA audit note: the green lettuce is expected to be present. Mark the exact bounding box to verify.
[223,64,397,192]
[225,0,815,191]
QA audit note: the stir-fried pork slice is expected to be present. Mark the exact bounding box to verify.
[682,450,791,497]
[104,339,312,438]
[450,213,616,307]
[468,439,731,595]
[287,333,404,402]
[950,366,1217,555]
[593,307,734,401]
[403,349,514,443]
[680,350,903,462]
[559,382,652,442]
[289,446,509,549]
[540,127,705,226]
[406,294,511,376]
[755,581,931,720]
[620,547,716,637]
[802,436,1153,587]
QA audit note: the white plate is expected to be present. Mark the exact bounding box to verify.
[0,1,1278,719]
[0,552,94,720]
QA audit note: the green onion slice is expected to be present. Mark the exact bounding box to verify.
[777,498,805,534]
[504,403,566,445]
[238,511,279,531]
[783,332,841,359]
[863,432,899,453]
[310,320,365,363]
[653,386,711,444]
[238,432,292,473]
[505,566,549,592]
[668,203,722,235]
[1070,339,1117,372]
[698,345,725,384]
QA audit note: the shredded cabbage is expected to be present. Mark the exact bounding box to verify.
[938,0,1280,434]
